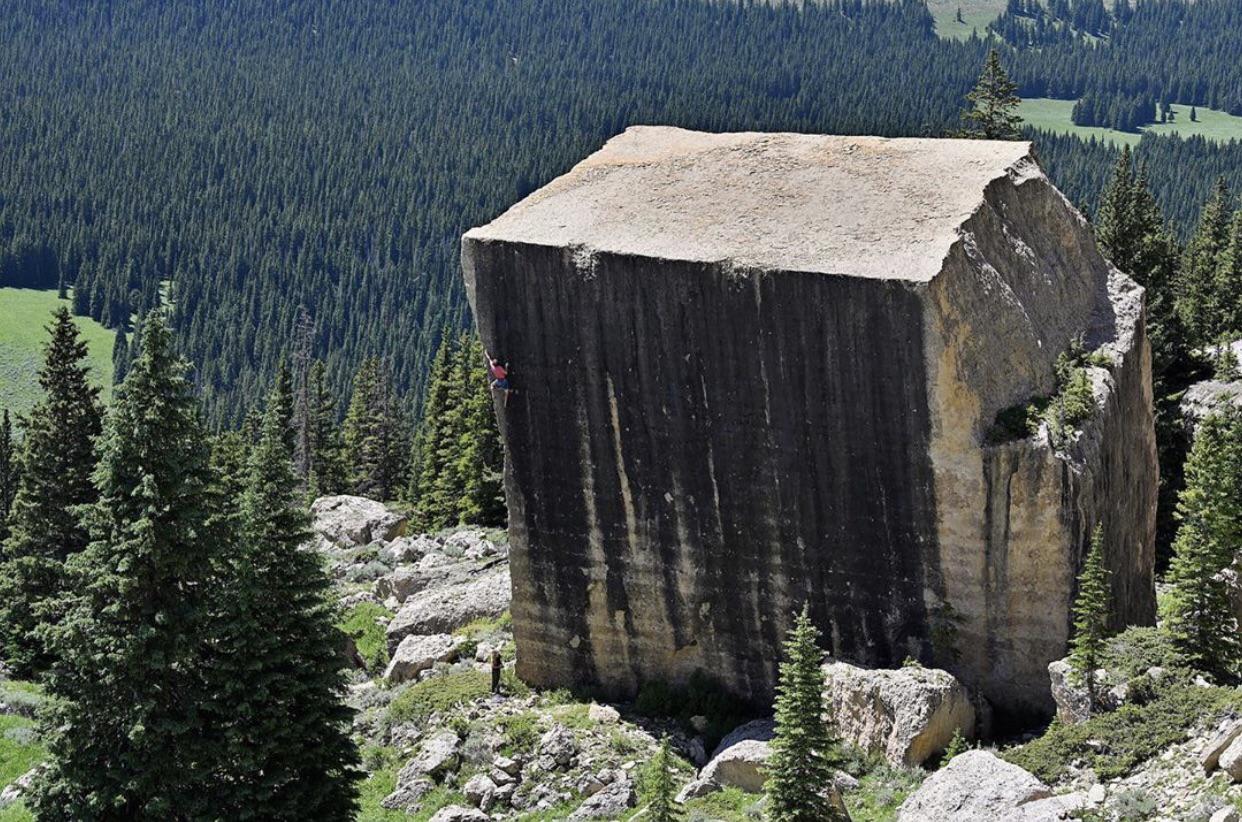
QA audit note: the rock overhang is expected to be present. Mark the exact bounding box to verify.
[464,126,1038,282]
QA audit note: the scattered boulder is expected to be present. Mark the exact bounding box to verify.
[1212,807,1241,822]
[463,773,497,810]
[569,777,636,819]
[387,568,511,649]
[1047,658,1127,724]
[380,774,435,811]
[1218,735,1242,781]
[1200,718,1242,774]
[428,806,490,822]
[709,718,774,760]
[311,495,407,547]
[403,729,461,781]
[587,703,620,724]
[376,567,432,603]
[538,724,578,769]
[823,660,975,767]
[897,750,1052,822]
[0,768,38,808]
[384,634,463,684]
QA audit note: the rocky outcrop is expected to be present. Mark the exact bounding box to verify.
[386,567,511,651]
[823,660,974,766]
[897,750,1052,821]
[384,633,464,684]
[310,495,407,547]
[1047,658,1130,724]
[463,127,1156,723]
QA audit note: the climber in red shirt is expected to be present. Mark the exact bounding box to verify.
[485,350,512,407]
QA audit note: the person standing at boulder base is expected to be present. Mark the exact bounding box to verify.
[491,649,503,694]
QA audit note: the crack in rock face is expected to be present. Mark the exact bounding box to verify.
[461,127,1156,726]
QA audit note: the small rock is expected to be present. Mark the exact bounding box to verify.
[690,715,709,733]
[587,703,620,724]
[569,777,636,819]
[0,768,39,808]
[685,736,707,767]
[428,806,490,822]
[380,776,434,811]
[675,777,720,803]
[1211,808,1241,822]
[538,725,578,769]
[833,770,859,792]
[493,754,522,776]
[1086,783,1106,805]
[463,773,497,810]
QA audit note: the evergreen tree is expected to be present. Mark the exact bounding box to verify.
[273,357,296,454]
[1177,178,1233,346]
[0,409,15,544]
[307,359,347,499]
[1164,409,1242,681]
[29,312,226,820]
[111,327,130,385]
[766,604,846,822]
[646,739,682,822]
[1095,146,1136,273]
[207,389,361,818]
[412,334,460,526]
[0,308,102,677]
[1069,525,1111,707]
[961,49,1023,141]
[1215,210,1242,337]
[342,357,408,500]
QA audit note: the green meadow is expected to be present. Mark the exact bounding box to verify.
[0,288,115,418]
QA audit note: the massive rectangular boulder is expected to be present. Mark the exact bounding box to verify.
[461,127,1156,723]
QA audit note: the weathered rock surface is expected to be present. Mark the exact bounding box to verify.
[897,750,1052,821]
[310,495,407,547]
[823,660,974,766]
[386,567,511,650]
[384,633,463,684]
[1201,718,1242,774]
[428,806,490,822]
[463,127,1157,722]
[567,777,636,819]
[1047,658,1128,724]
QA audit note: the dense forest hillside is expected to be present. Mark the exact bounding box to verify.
[0,0,1239,422]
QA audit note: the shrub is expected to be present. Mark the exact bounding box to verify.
[340,602,394,673]
[632,670,752,749]
[498,711,541,756]
[388,669,529,726]
[1004,683,1242,782]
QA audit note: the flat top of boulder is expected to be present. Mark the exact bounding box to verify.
[465,126,1037,281]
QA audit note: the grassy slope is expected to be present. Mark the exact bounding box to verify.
[1020,98,1242,147]
[926,0,1007,40]
[0,288,115,417]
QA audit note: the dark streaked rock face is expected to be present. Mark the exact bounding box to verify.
[462,127,1156,724]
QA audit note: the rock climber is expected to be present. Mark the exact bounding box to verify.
[485,350,512,407]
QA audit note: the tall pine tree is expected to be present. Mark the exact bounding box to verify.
[30,312,226,819]
[0,409,14,544]
[766,604,846,822]
[1163,409,1242,681]
[456,336,506,526]
[307,359,347,499]
[1069,525,1111,707]
[343,357,408,500]
[960,49,1023,140]
[646,738,682,822]
[207,388,361,818]
[0,307,103,677]
[1176,178,1233,347]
